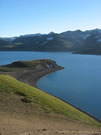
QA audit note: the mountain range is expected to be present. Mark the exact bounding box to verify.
[1,29,101,54]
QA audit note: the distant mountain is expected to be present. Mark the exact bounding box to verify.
[1,29,101,54]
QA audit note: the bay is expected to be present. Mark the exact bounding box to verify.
[0,51,101,120]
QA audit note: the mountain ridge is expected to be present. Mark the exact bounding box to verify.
[1,28,101,54]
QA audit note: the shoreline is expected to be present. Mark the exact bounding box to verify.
[34,68,62,88]
[0,59,101,124]
[34,70,101,123]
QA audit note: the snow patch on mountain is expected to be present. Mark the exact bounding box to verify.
[9,37,16,41]
[1,37,16,42]
[47,37,54,40]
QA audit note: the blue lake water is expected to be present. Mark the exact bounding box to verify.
[0,51,101,120]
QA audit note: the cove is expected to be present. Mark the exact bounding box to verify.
[38,53,101,120]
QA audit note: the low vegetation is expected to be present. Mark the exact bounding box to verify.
[0,59,62,72]
[0,74,101,127]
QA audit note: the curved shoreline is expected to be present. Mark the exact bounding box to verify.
[0,59,101,123]
[35,70,101,123]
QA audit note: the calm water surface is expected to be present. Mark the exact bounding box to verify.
[0,51,101,120]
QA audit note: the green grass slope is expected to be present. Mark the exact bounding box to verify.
[0,74,101,127]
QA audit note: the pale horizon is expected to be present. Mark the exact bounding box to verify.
[0,0,101,37]
[1,28,101,38]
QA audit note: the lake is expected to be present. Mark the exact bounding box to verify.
[0,51,101,120]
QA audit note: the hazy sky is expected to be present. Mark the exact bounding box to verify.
[0,0,101,37]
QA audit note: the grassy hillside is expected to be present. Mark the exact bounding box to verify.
[0,74,101,127]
